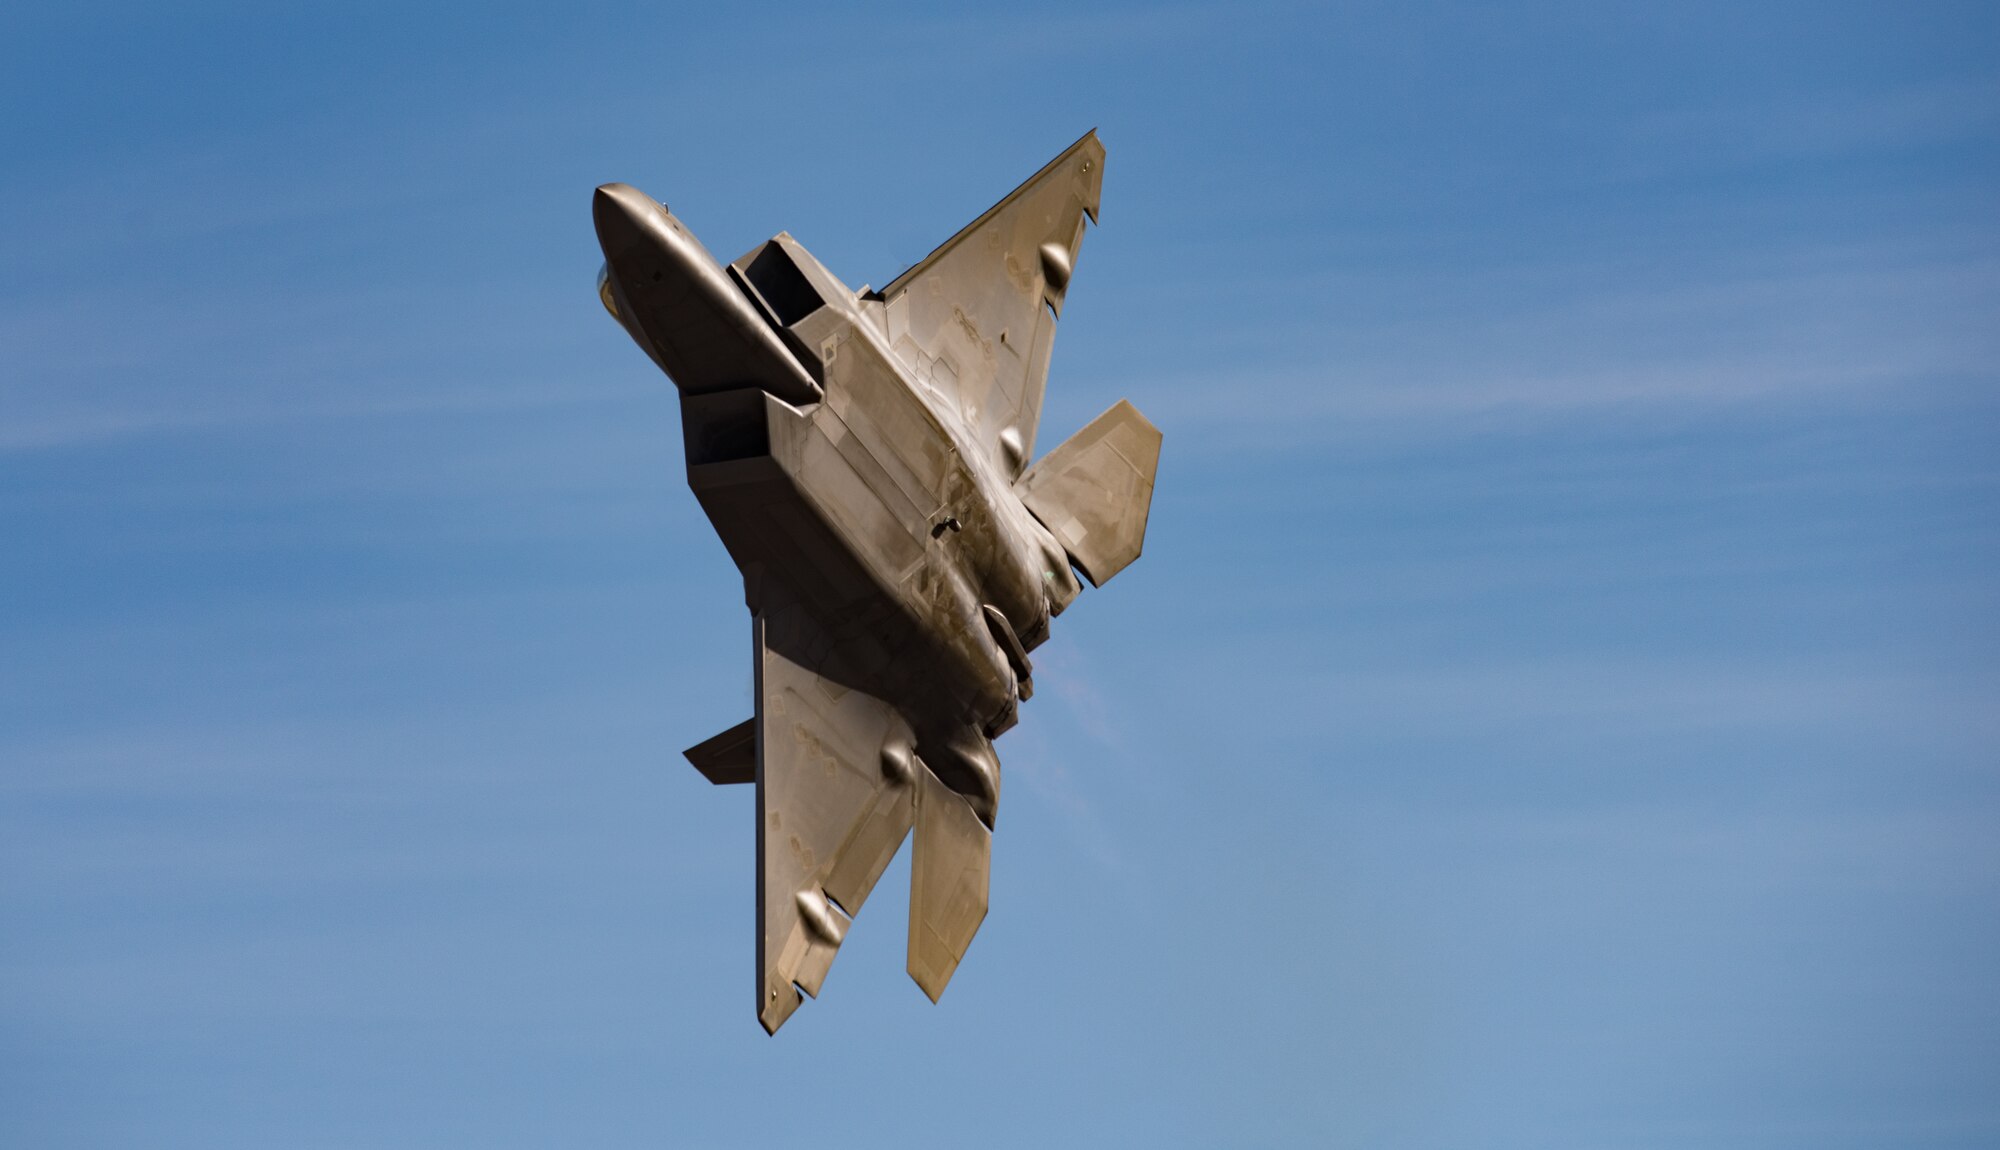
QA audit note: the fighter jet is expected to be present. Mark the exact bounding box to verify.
[591,131,1160,1033]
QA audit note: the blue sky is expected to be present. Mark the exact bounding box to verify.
[3,2,1995,1146]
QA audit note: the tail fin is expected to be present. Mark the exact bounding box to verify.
[1014,399,1162,587]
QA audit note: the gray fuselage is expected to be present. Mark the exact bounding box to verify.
[593,184,1079,821]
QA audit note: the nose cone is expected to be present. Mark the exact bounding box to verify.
[593,182,664,258]
[585,181,822,405]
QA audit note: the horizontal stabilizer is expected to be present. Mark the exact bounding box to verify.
[684,718,754,785]
[907,763,992,1003]
[1015,399,1162,587]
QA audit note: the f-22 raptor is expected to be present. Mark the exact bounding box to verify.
[591,132,1160,1033]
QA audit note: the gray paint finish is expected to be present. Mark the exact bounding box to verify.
[591,131,1160,1034]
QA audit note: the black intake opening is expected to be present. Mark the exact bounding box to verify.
[682,388,771,466]
[742,242,825,328]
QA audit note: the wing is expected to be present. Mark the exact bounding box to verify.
[879,131,1105,477]
[753,590,921,1034]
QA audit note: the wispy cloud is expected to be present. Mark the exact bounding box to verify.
[1304,661,1999,737]
[0,273,644,451]
[1615,75,2000,179]
[0,374,650,453]
[1354,801,2000,894]
[1130,247,2000,442]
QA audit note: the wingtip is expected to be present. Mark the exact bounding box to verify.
[758,983,802,1034]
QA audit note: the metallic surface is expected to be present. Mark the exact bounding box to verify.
[592,131,1160,1033]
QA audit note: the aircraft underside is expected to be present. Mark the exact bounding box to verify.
[593,130,1161,1032]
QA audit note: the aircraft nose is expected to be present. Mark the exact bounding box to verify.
[592,183,666,256]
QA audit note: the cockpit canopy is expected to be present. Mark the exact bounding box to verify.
[596,261,620,323]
